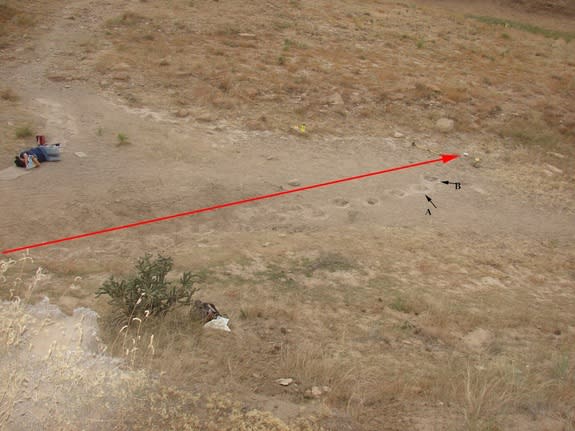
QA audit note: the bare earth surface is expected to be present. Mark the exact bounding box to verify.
[1,0,574,430]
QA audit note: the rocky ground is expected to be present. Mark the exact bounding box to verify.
[0,0,574,430]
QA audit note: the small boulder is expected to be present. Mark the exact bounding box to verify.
[276,378,294,386]
[175,109,190,118]
[326,92,345,106]
[311,386,322,397]
[436,117,454,133]
[287,179,301,187]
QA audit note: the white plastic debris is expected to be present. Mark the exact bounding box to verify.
[203,316,231,332]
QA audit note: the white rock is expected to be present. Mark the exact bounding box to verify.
[287,179,301,187]
[276,378,294,386]
[393,131,404,138]
[436,118,454,132]
[545,164,563,174]
[111,62,130,72]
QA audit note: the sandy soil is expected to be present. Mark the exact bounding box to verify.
[1,0,574,430]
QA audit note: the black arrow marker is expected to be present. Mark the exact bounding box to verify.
[441,180,461,189]
[425,194,437,208]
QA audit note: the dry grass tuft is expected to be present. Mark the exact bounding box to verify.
[14,125,33,139]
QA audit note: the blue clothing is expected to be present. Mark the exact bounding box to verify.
[19,145,60,162]
[20,147,47,162]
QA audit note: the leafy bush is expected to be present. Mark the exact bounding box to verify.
[96,254,200,318]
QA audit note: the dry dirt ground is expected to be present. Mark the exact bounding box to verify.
[1,0,574,430]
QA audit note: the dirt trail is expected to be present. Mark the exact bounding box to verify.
[2,0,573,257]
[1,0,573,314]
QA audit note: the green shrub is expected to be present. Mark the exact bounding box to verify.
[96,254,200,318]
[117,132,129,145]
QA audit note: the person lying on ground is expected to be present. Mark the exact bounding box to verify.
[14,144,61,169]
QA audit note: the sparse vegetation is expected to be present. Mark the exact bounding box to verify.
[116,132,129,145]
[468,15,575,42]
[15,126,32,138]
[390,295,410,313]
[105,11,144,28]
[1,0,574,429]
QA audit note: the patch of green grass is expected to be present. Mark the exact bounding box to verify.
[390,295,411,313]
[299,253,356,277]
[277,55,286,65]
[498,118,562,151]
[283,38,308,51]
[117,132,130,145]
[15,126,32,139]
[468,15,575,42]
[272,21,292,31]
[106,12,144,28]
[551,353,570,380]
[257,264,297,289]
[416,38,424,49]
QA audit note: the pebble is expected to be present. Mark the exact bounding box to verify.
[287,179,301,187]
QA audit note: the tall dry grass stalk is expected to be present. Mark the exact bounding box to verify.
[105,293,156,368]
[0,256,46,428]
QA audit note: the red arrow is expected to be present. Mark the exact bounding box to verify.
[2,154,459,254]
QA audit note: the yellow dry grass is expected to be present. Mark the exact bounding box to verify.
[1,0,574,429]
